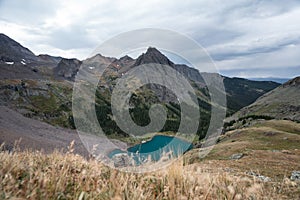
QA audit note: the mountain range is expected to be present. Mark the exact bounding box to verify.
[0,33,286,140]
[1,34,300,200]
[248,77,290,84]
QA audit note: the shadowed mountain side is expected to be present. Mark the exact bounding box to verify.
[0,33,37,63]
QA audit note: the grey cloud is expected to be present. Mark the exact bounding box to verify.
[0,0,300,78]
[194,29,244,47]
[46,26,96,50]
[0,0,60,25]
[221,65,300,78]
[212,36,300,61]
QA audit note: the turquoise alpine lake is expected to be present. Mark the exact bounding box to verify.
[108,135,193,165]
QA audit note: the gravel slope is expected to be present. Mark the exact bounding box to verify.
[0,106,127,157]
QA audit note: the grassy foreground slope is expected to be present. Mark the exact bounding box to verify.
[0,120,299,200]
[187,120,300,196]
[0,147,298,200]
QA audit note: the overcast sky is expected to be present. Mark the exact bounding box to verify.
[1,0,300,78]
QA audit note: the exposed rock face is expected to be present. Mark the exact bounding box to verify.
[115,55,136,73]
[134,47,174,67]
[0,80,50,106]
[119,47,205,103]
[173,64,204,83]
[0,79,75,128]
[133,47,204,83]
[0,33,37,63]
[54,58,82,80]
[117,55,135,68]
[37,54,62,65]
[119,55,134,63]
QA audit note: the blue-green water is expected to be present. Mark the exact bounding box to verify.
[108,135,193,165]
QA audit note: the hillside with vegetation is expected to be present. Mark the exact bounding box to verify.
[231,76,300,122]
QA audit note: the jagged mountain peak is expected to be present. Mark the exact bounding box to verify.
[134,47,174,66]
[87,53,117,63]
[119,55,134,62]
[145,46,162,54]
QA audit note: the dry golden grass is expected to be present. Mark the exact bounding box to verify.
[1,120,299,199]
[0,143,298,200]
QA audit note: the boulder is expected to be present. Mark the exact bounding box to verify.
[229,153,244,160]
[247,172,271,182]
[290,171,300,181]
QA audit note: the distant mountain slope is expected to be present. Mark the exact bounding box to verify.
[248,77,290,84]
[0,33,37,63]
[233,77,300,121]
[0,34,63,80]
[200,73,280,114]
[223,77,280,113]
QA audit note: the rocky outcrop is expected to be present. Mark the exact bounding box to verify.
[283,76,300,87]
[54,58,82,80]
[229,153,244,160]
[290,171,300,181]
[247,172,271,182]
[246,172,271,182]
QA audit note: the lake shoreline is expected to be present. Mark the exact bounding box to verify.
[107,135,194,162]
